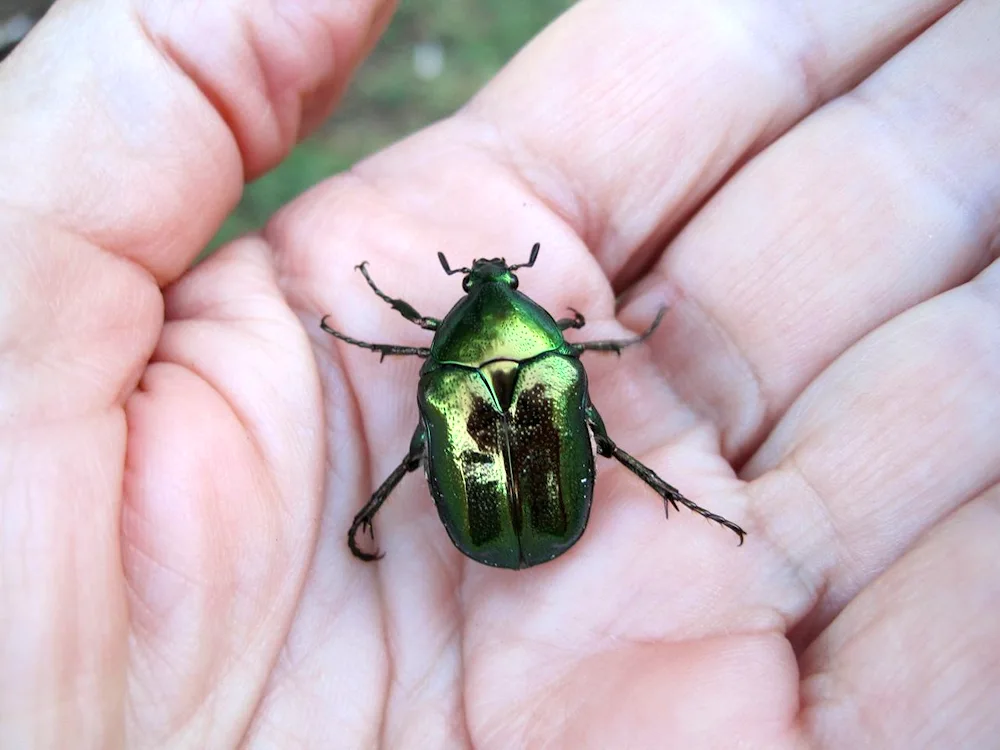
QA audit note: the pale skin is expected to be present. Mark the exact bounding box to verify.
[1,0,999,747]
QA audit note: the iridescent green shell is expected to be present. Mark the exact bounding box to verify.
[419,282,591,569]
[419,353,593,568]
[429,282,573,366]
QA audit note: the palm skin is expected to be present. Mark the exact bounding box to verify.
[2,0,999,748]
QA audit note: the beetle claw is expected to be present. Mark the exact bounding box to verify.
[723,520,747,546]
[357,517,375,539]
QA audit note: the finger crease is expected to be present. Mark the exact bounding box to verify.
[847,82,999,265]
[748,450,849,638]
[681,278,769,464]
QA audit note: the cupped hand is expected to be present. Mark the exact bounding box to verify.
[2,0,999,747]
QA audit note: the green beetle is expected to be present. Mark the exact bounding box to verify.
[321,243,745,569]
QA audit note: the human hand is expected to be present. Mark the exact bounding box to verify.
[2,0,998,747]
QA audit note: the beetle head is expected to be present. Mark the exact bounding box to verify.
[438,242,540,292]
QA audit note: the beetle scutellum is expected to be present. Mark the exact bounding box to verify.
[321,243,745,569]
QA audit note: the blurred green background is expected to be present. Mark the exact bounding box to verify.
[211,0,574,251]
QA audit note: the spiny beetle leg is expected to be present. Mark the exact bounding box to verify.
[356,262,440,330]
[557,307,586,331]
[348,426,427,561]
[320,316,431,361]
[573,307,666,356]
[586,404,746,545]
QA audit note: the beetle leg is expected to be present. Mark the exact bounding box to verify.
[557,308,586,330]
[356,262,440,330]
[572,307,666,356]
[349,425,427,561]
[585,404,746,545]
[321,316,431,361]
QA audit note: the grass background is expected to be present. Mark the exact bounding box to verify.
[210,0,574,251]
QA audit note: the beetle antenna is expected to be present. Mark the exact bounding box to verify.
[509,242,540,271]
[438,252,470,276]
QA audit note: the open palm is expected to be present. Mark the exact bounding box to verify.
[3,1,998,748]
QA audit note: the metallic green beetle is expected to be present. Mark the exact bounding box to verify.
[321,243,745,569]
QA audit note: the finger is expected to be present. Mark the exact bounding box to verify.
[745,259,1000,646]
[0,0,392,425]
[1,0,390,284]
[624,0,1000,458]
[799,486,1000,748]
[0,415,129,749]
[470,0,957,278]
[156,246,388,746]
[122,242,325,745]
[0,0,390,742]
